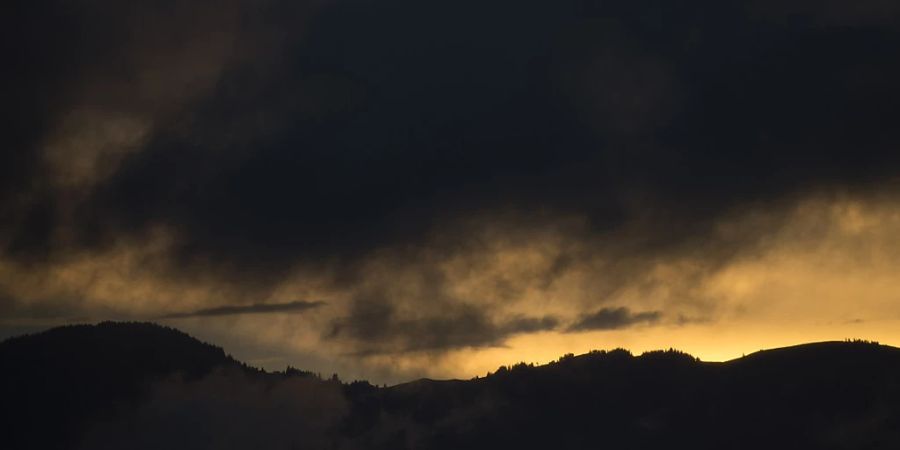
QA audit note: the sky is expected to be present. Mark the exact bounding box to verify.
[3,0,900,384]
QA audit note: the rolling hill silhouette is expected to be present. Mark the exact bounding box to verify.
[0,322,251,449]
[3,323,900,449]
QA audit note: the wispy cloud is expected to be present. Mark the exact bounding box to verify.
[160,301,325,319]
[567,307,661,332]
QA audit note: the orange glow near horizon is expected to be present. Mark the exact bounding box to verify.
[3,192,900,384]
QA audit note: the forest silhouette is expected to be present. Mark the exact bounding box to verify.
[3,322,899,449]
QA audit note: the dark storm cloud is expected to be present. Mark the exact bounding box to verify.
[327,297,559,354]
[567,307,661,332]
[159,300,324,319]
[748,0,900,26]
[5,0,900,271]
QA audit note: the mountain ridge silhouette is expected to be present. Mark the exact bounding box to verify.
[3,322,900,449]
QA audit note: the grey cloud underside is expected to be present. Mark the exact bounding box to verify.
[567,307,662,332]
[327,299,559,354]
[159,300,324,319]
[326,296,663,353]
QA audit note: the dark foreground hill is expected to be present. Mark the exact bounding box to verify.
[0,322,250,449]
[3,323,900,449]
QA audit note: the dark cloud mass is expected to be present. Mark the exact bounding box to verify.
[328,297,559,354]
[3,0,900,366]
[159,300,324,319]
[567,307,662,332]
[5,0,900,266]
